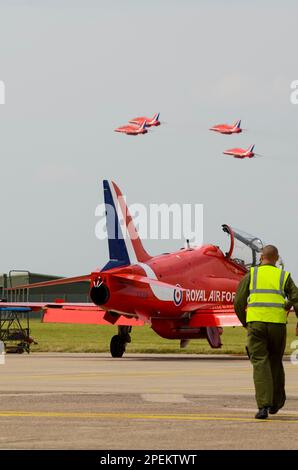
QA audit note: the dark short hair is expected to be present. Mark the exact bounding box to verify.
[262,245,279,259]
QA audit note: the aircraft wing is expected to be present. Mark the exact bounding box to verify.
[4,274,91,292]
[0,272,178,323]
[0,302,144,326]
[0,301,68,312]
[43,305,144,326]
[1,273,239,327]
[187,304,241,327]
[129,117,144,124]
[2,271,177,296]
[114,127,127,132]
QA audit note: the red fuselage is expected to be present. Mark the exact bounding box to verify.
[129,117,160,127]
[223,148,254,159]
[210,124,241,135]
[91,244,246,339]
[114,124,147,135]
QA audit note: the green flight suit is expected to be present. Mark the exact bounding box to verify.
[247,322,286,409]
[234,265,298,410]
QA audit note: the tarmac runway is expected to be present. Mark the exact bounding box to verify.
[0,353,298,450]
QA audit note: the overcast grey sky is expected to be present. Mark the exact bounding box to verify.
[0,0,297,278]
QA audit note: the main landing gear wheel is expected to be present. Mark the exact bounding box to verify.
[110,335,126,358]
[206,327,222,348]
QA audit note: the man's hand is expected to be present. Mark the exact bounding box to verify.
[285,302,293,314]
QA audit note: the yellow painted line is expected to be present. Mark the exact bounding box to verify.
[0,411,298,423]
[0,373,178,381]
[0,369,250,381]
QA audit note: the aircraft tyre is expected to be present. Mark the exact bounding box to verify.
[110,335,126,358]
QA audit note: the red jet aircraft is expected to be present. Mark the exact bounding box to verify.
[2,181,268,357]
[223,144,255,159]
[129,113,160,127]
[114,120,147,135]
[210,119,242,134]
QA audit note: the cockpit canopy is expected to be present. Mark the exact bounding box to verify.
[222,224,284,269]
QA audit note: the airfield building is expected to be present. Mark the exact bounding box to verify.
[0,271,89,305]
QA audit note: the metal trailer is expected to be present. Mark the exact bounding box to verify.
[0,307,34,353]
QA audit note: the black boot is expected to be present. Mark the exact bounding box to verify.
[268,406,279,415]
[255,407,269,419]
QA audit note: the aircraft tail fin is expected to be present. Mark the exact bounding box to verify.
[102,180,151,271]
[140,120,147,129]
[247,144,255,153]
[153,112,160,122]
[233,119,241,129]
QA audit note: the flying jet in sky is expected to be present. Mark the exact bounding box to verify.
[3,181,274,358]
[223,144,255,159]
[129,113,160,127]
[210,119,242,134]
[114,120,147,135]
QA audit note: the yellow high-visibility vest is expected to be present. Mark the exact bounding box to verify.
[247,265,289,323]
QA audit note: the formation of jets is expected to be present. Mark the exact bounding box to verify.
[210,119,257,160]
[115,113,160,135]
[114,112,259,160]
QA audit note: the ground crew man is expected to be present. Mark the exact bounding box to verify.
[234,245,298,419]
